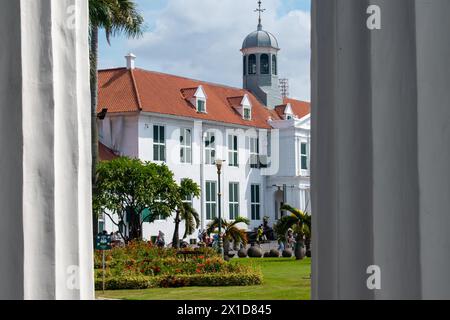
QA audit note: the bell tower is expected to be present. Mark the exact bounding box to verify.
[241,1,283,109]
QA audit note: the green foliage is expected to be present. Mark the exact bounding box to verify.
[93,158,180,240]
[172,179,201,247]
[274,205,311,242]
[159,271,263,288]
[95,275,159,291]
[207,217,250,247]
[89,0,145,43]
[95,241,263,290]
[96,271,263,290]
[98,258,311,300]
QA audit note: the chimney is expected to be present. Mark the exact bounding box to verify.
[125,53,136,70]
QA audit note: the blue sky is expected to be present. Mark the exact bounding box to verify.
[99,0,311,100]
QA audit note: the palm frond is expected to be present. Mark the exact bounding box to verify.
[281,204,305,220]
[181,202,200,238]
[229,216,250,228]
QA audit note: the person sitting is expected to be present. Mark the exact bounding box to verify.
[156,230,165,248]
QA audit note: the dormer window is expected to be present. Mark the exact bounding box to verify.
[243,107,252,120]
[241,94,252,120]
[182,85,208,113]
[284,103,294,120]
[194,85,207,113]
[197,99,206,113]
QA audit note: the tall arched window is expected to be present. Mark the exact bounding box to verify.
[243,56,247,76]
[261,54,269,74]
[272,55,277,75]
[248,54,257,75]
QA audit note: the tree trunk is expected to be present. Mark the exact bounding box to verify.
[172,211,181,249]
[223,238,231,256]
[90,26,100,242]
[129,210,142,241]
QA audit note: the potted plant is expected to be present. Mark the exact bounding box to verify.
[274,204,311,260]
[207,217,250,258]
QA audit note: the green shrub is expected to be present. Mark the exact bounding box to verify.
[95,275,159,291]
[172,271,263,287]
[94,241,262,289]
[96,270,263,290]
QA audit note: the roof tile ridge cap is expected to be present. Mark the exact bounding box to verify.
[227,94,245,100]
[98,67,127,72]
[135,68,245,91]
[130,69,143,111]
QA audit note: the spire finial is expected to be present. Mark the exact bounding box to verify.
[255,0,265,30]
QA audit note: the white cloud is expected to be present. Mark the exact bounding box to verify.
[126,0,310,101]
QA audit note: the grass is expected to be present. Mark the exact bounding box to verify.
[96,257,311,300]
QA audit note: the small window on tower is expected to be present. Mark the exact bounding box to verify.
[243,56,247,76]
[272,55,277,75]
[248,54,257,74]
[261,54,269,74]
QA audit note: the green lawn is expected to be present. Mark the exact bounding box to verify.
[96,258,311,300]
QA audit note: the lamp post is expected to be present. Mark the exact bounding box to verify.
[215,159,225,259]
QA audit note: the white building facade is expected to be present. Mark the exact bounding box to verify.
[98,17,311,243]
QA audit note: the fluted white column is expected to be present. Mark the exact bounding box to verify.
[312,0,450,300]
[0,0,93,300]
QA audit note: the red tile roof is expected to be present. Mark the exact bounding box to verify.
[99,143,118,161]
[98,68,309,128]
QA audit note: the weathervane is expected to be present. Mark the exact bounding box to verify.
[255,0,266,30]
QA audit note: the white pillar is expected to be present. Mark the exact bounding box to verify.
[312,0,450,299]
[0,0,94,300]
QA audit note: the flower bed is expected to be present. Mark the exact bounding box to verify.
[95,241,263,290]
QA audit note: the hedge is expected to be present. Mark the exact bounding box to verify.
[96,271,263,291]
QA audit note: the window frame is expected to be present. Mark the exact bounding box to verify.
[248,54,257,75]
[301,142,309,171]
[197,99,206,113]
[251,184,261,221]
[260,54,270,75]
[243,106,252,120]
[272,55,277,75]
[228,134,239,167]
[153,124,166,162]
[205,131,216,165]
[180,128,193,164]
[249,137,260,169]
[206,181,217,220]
[229,182,240,220]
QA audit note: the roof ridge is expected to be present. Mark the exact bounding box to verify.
[133,68,247,91]
[99,67,127,72]
[227,94,246,100]
[129,69,143,111]
[284,97,311,104]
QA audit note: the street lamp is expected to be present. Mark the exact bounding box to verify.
[215,159,225,259]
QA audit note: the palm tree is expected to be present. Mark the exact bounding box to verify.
[89,0,145,237]
[207,217,250,256]
[274,204,311,259]
[172,179,201,249]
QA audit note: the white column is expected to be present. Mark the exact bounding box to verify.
[312,0,450,299]
[0,0,94,300]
